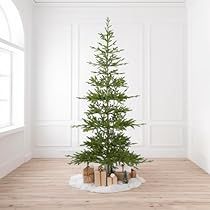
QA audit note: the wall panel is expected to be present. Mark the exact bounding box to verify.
[150,125,184,147]
[35,124,72,147]
[32,5,187,157]
[150,23,184,122]
[34,23,72,121]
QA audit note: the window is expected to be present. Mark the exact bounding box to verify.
[0,49,11,127]
[0,8,10,41]
[0,1,24,129]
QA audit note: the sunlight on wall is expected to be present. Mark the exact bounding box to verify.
[0,0,24,46]
[0,0,24,128]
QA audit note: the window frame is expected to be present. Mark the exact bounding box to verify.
[0,47,12,128]
[0,4,24,132]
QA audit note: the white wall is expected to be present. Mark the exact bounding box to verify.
[32,3,187,158]
[187,0,210,174]
[0,0,33,178]
[2,0,210,176]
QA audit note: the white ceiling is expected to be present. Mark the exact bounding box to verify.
[33,0,185,3]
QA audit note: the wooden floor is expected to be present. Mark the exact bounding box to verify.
[0,159,210,210]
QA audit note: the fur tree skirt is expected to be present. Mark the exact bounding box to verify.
[69,174,145,193]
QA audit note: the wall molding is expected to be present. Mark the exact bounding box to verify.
[65,25,73,121]
[149,125,184,147]
[35,120,74,126]
[148,23,185,122]
[33,0,184,3]
[32,0,185,7]
[33,7,187,158]
[34,124,72,147]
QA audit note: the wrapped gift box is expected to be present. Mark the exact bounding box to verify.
[131,169,137,178]
[83,166,94,183]
[94,170,106,186]
[115,171,131,182]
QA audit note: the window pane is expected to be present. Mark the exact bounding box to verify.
[0,101,10,127]
[12,51,24,124]
[0,49,10,75]
[0,49,11,127]
[0,7,10,41]
[0,77,10,100]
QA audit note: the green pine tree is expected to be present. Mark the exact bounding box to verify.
[67,18,147,174]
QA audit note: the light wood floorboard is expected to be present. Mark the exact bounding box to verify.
[0,159,210,210]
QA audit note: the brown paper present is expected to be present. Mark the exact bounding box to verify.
[83,166,94,183]
[115,171,124,182]
[94,170,107,186]
[130,169,137,178]
[115,171,131,182]
[83,175,94,183]
[107,177,113,186]
[112,176,118,185]
[100,171,106,186]
[94,170,101,186]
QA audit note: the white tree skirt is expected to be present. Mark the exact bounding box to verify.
[69,174,145,193]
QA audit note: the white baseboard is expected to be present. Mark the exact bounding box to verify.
[24,152,33,162]
[33,148,71,158]
[0,153,32,179]
[189,152,210,174]
[133,147,187,158]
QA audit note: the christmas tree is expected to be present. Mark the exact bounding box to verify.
[68,18,147,175]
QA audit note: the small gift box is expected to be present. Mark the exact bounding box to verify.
[115,171,131,182]
[94,169,106,186]
[130,169,137,178]
[107,173,118,186]
[83,166,94,183]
